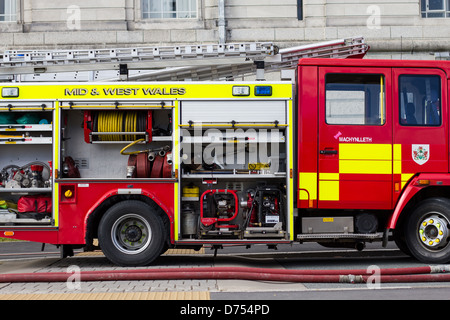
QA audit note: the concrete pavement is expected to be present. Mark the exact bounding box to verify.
[0,249,308,299]
[1,241,446,301]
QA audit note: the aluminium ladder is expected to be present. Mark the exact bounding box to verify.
[0,36,368,82]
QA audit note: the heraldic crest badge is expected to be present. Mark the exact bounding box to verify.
[412,144,429,165]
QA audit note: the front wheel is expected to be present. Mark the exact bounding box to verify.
[405,198,450,264]
[98,200,166,266]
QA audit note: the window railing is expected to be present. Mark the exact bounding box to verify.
[0,0,16,22]
[421,0,450,18]
[142,0,197,19]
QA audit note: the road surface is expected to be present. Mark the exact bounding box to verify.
[0,241,449,305]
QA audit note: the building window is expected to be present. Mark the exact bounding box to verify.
[0,0,16,22]
[421,0,450,18]
[325,74,386,126]
[142,0,197,19]
[297,0,303,20]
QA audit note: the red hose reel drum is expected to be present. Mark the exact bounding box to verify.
[137,153,151,178]
[128,152,172,179]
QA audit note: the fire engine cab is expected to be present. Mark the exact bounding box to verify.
[298,58,450,264]
[0,38,449,266]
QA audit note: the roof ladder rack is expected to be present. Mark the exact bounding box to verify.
[0,37,369,82]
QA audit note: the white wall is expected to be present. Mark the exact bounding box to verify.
[0,0,446,59]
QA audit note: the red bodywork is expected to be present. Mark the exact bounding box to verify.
[59,181,175,244]
[297,58,450,229]
[4,58,450,246]
[0,180,175,245]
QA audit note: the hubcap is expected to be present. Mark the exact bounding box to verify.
[111,214,152,254]
[418,214,449,249]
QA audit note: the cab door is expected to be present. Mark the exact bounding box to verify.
[392,69,448,205]
[318,67,393,210]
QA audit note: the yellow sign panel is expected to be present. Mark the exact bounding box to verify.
[1,83,293,101]
[248,163,270,170]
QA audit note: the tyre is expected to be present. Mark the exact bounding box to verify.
[393,230,412,257]
[405,198,450,264]
[98,200,166,266]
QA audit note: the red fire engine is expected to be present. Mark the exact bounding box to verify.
[0,38,448,266]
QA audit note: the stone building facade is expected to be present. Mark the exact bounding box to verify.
[0,0,449,59]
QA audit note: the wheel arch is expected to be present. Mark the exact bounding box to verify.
[391,185,450,231]
[84,193,173,251]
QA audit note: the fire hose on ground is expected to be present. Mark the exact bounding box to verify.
[1,266,450,284]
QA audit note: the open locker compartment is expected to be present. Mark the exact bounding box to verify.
[60,101,175,181]
[178,99,290,240]
[0,104,54,225]
[180,178,288,240]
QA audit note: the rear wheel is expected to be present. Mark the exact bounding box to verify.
[405,198,450,264]
[98,200,166,266]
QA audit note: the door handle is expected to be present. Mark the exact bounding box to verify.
[320,149,338,155]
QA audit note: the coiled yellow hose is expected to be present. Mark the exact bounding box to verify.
[96,111,139,141]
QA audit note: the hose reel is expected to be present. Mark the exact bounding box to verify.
[84,110,172,178]
[83,110,152,143]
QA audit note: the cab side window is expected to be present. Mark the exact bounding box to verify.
[325,74,386,125]
[399,75,441,126]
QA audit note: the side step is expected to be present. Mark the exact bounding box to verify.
[297,232,384,242]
